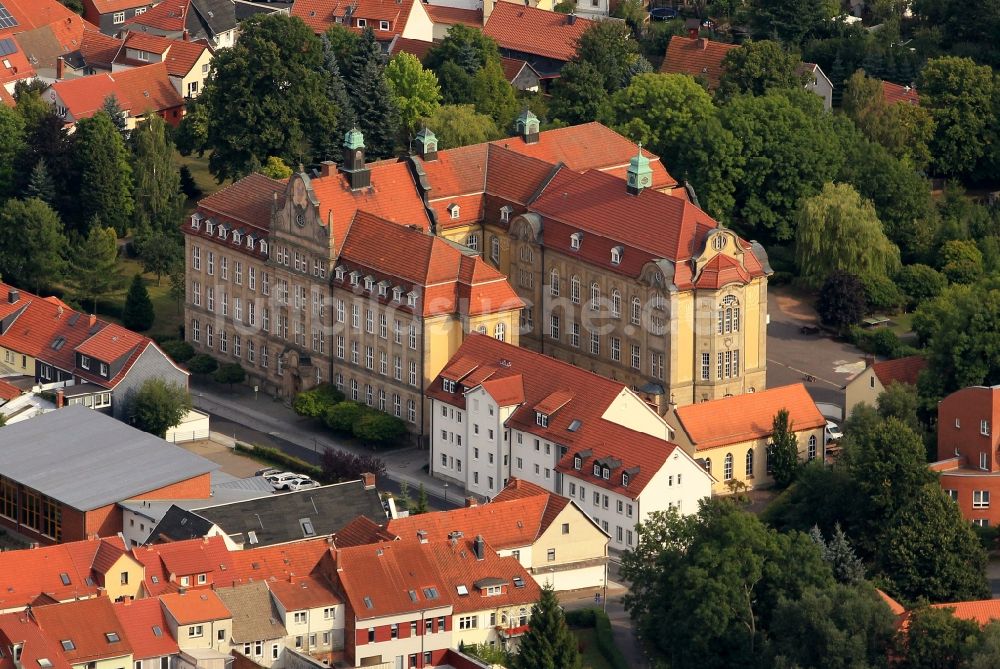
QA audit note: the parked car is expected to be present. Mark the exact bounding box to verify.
[825,420,843,442]
[650,7,679,20]
[255,467,281,478]
[284,478,320,492]
[265,472,299,486]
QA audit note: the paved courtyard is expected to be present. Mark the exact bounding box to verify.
[179,438,262,478]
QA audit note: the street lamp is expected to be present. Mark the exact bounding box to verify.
[443,482,449,503]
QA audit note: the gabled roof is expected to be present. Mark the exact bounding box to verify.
[79,28,124,69]
[0,539,109,612]
[215,582,286,643]
[659,35,737,89]
[76,321,145,365]
[0,612,72,669]
[422,538,540,614]
[673,383,826,450]
[871,355,925,387]
[119,32,210,77]
[48,61,184,122]
[500,56,537,83]
[0,406,217,511]
[159,590,231,625]
[127,0,236,40]
[86,0,151,14]
[132,535,233,594]
[423,4,481,27]
[112,599,178,661]
[694,253,751,289]
[267,575,342,613]
[32,598,133,663]
[335,541,451,619]
[292,0,419,39]
[0,379,21,401]
[931,599,1000,627]
[387,35,433,60]
[882,80,919,105]
[125,0,189,32]
[483,3,589,63]
[221,538,332,586]
[334,515,398,548]
[0,0,81,33]
[198,173,285,231]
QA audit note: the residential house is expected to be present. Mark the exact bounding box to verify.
[844,354,925,418]
[159,590,232,653]
[72,29,127,76]
[215,582,287,667]
[659,35,737,90]
[126,0,238,49]
[88,537,146,602]
[334,541,454,669]
[500,57,540,92]
[386,36,433,61]
[422,4,481,41]
[45,61,185,127]
[182,131,523,439]
[146,477,387,549]
[932,385,1000,527]
[83,0,154,36]
[0,408,217,545]
[798,61,833,110]
[32,597,134,669]
[267,576,345,656]
[114,32,213,98]
[668,383,827,494]
[132,535,235,596]
[291,0,433,45]
[569,0,607,18]
[483,4,590,81]
[0,0,93,97]
[882,80,919,105]
[388,478,609,590]
[0,611,73,669]
[426,334,712,550]
[113,598,180,669]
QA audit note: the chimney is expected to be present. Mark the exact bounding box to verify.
[56,55,65,80]
[687,27,698,39]
[56,389,64,408]
[473,534,485,560]
[88,314,96,327]
[182,29,189,41]
[865,354,875,368]
[361,472,376,489]
[699,37,708,50]
[465,497,478,508]
[7,289,19,304]
[416,529,428,544]
[567,12,576,24]
[320,160,336,177]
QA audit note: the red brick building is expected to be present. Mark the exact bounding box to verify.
[933,385,1000,527]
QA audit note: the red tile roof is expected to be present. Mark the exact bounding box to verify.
[119,32,210,77]
[86,0,152,14]
[79,29,124,69]
[483,3,589,63]
[882,80,919,105]
[76,322,146,364]
[198,173,285,231]
[388,36,433,60]
[872,355,925,387]
[0,613,72,669]
[132,536,233,595]
[0,0,80,34]
[423,4,481,27]
[268,575,342,612]
[292,0,420,39]
[422,538,540,614]
[0,539,108,612]
[125,0,189,32]
[660,35,737,89]
[336,211,523,318]
[32,598,133,663]
[694,252,751,289]
[389,496,551,550]
[335,515,398,548]
[0,379,21,402]
[159,590,231,625]
[0,38,35,87]
[219,538,332,587]
[673,383,826,450]
[500,56,535,83]
[112,598,178,660]
[335,541,450,619]
[932,600,1000,626]
[0,87,14,107]
[48,62,184,123]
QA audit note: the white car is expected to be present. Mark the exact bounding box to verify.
[825,420,843,442]
[284,478,320,492]
[265,472,299,486]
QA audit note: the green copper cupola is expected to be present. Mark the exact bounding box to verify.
[626,144,653,195]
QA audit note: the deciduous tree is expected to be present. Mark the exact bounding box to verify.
[419,105,500,149]
[718,40,806,98]
[939,239,985,284]
[749,0,839,44]
[574,19,638,93]
[385,52,442,133]
[470,60,517,130]
[0,105,25,200]
[817,270,867,328]
[895,263,946,308]
[549,61,610,125]
[214,363,246,390]
[128,378,192,438]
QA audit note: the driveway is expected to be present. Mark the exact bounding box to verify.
[766,287,866,413]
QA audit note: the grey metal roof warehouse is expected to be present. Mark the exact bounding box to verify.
[0,405,218,510]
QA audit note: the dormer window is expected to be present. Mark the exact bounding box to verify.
[357,18,366,27]
[100,362,109,377]
[190,213,202,229]
[206,221,215,235]
[536,412,548,427]
[260,240,268,255]
[570,232,582,250]
[443,379,455,392]
[218,226,227,240]
[335,266,345,281]
[81,355,91,370]
[364,276,375,291]
[500,206,513,222]
[349,271,360,286]
[593,463,600,477]
[232,231,241,244]
[393,287,403,302]
[622,472,630,486]
[407,293,417,308]
[602,467,610,479]
[448,204,460,220]
[246,235,255,249]
[611,246,623,265]
[573,456,581,470]
[380,20,389,30]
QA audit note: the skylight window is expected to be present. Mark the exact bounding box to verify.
[152,626,162,637]
[408,589,417,602]
[300,518,315,537]
[150,575,159,584]
[513,577,525,588]
[363,596,374,609]
[568,419,582,432]
[60,641,75,652]
[38,660,51,668]
[456,585,469,596]
[106,632,120,644]
[59,572,71,586]
[422,587,439,600]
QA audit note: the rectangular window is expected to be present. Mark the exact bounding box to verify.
[701,352,710,380]
[207,251,214,275]
[610,337,621,362]
[982,420,991,436]
[631,344,640,370]
[974,490,990,508]
[550,314,560,339]
[113,11,125,23]
[249,266,256,291]
[221,256,228,280]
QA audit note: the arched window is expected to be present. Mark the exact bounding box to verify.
[519,246,533,263]
[611,289,621,318]
[550,269,560,296]
[745,448,754,477]
[590,283,600,311]
[717,295,740,334]
[723,453,733,481]
[477,325,487,335]
[631,297,641,325]
[494,322,506,341]
[808,435,817,461]
[570,276,581,304]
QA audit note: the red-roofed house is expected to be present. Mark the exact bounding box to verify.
[113,598,179,669]
[423,4,482,40]
[183,131,522,439]
[427,334,713,551]
[659,35,738,90]
[0,611,73,669]
[291,0,433,44]
[500,57,541,92]
[158,590,232,654]
[44,61,185,128]
[32,597,135,669]
[882,80,919,105]
[82,0,155,36]
[484,4,590,78]
[131,536,234,596]
[125,0,238,49]
[931,385,1000,527]
[389,478,609,590]
[267,576,344,655]
[0,0,95,92]
[669,383,827,493]
[845,354,926,417]
[113,32,213,98]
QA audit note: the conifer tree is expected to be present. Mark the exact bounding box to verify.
[513,585,581,669]
[347,28,398,159]
[102,94,128,135]
[73,112,133,236]
[0,197,67,293]
[122,273,155,331]
[26,158,56,205]
[320,34,357,159]
[70,223,123,314]
[414,484,429,514]
[768,408,800,489]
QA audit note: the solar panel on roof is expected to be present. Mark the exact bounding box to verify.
[0,38,16,58]
[0,4,17,30]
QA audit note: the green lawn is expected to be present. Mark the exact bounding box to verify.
[104,257,185,341]
[174,150,228,212]
[573,628,615,669]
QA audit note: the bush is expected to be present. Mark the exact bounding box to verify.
[563,608,628,669]
[869,328,903,357]
[235,442,323,480]
[861,274,903,313]
[324,401,370,434]
[353,413,407,448]
[187,353,218,375]
[320,447,387,483]
[895,264,946,309]
[565,609,597,628]
[214,362,246,388]
[159,339,194,363]
[293,384,346,419]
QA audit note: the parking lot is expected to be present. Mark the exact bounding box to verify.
[766,287,867,416]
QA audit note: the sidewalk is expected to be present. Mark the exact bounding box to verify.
[189,379,466,506]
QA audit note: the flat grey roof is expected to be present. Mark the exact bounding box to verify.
[0,405,218,510]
